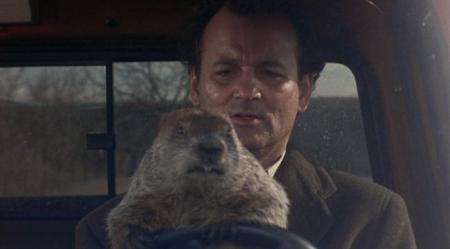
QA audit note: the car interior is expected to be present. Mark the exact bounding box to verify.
[0,0,449,248]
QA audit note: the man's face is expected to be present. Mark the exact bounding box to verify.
[190,7,312,153]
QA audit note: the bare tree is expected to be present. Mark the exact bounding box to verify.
[26,67,105,104]
[113,62,189,105]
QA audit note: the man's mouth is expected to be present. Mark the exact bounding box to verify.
[230,112,262,126]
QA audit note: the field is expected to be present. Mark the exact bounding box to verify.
[0,97,371,197]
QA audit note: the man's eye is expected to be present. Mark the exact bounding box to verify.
[216,69,233,77]
[262,70,282,78]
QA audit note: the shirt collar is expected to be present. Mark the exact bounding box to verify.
[267,150,286,177]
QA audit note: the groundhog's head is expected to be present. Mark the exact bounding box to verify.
[139,108,256,193]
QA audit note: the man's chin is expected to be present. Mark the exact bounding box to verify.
[235,134,266,152]
[232,122,271,151]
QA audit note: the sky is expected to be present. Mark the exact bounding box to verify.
[313,63,358,98]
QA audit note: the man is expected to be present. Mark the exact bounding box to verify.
[76,1,417,248]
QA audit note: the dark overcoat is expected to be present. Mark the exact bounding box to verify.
[75,150,417,249]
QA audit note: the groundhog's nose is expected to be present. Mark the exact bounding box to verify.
[198,136,225,165]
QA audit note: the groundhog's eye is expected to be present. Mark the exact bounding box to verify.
[176,126,185,136]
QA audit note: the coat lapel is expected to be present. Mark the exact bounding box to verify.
[275,149,337,246]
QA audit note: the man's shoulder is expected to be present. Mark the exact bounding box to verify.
[324,167,411,242]
[328,169,400,212]
[286,148,396,201]
[283,149,404,221]
[278,149,416,247]
[325,170,415,248]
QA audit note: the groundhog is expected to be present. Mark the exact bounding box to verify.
[106,107,290,249]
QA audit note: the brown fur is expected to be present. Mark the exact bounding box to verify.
[106,108,289,249]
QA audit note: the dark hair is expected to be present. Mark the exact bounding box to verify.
[180,0,325,84]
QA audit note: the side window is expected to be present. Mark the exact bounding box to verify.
[0,66,108,197]
[291,63,372,179]
[113,62,190,193]
[0,62,189,198]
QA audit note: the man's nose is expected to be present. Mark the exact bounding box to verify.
[233,68,261,100]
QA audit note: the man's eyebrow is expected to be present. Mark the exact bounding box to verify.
[213,58,240,67]
[212,59,288,70]
[259,60,286,69]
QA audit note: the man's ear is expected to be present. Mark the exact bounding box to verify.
[298,74,313,113]
[190,71,200,106]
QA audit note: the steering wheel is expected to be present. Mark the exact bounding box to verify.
[129,223,316,249]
